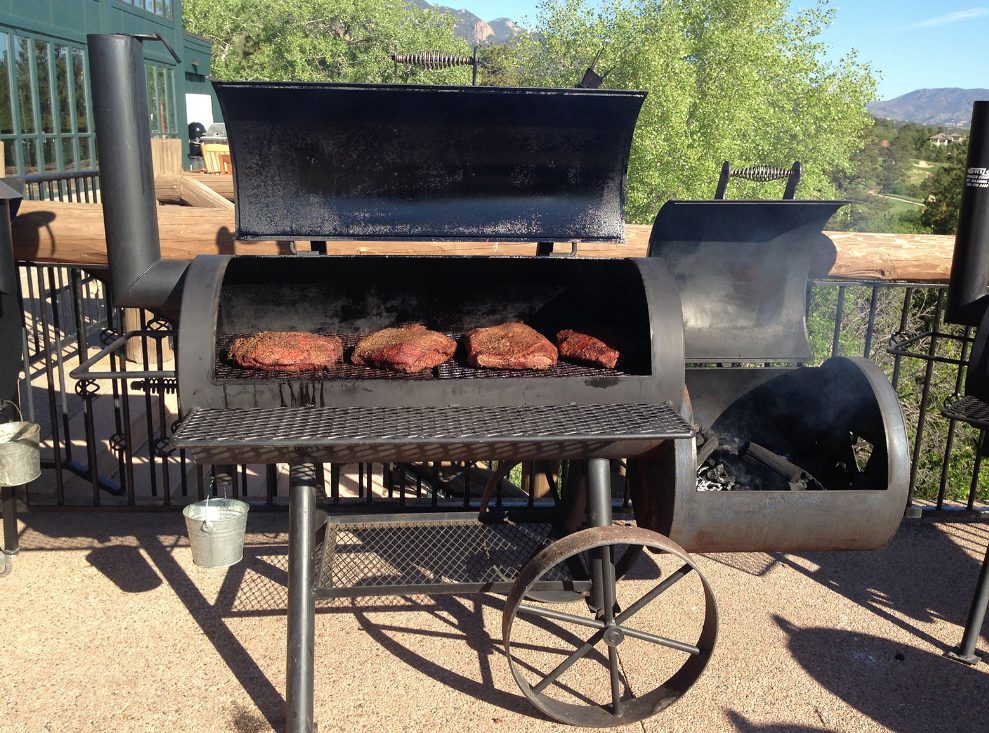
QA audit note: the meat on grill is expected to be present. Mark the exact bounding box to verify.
[352,324,457,373]
[463,322,558,370]
[228,331,343,372]
[556,329,621,369]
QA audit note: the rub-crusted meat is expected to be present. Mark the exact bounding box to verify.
[556,329,620,369]
[463,322,558,370]
[352,324,456,373]
[227,331,343,372]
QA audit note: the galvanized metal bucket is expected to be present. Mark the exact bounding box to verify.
[182,495,249,568]
[0,401,41,487]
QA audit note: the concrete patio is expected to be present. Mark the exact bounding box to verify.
[1,509,988,733]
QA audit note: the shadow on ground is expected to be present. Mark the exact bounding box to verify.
[776,614,989,733]
[783,520,989,651]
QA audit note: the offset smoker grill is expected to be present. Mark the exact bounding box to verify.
[83,32,912,733]
[84,34,707,733]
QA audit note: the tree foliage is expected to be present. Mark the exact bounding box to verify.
[921,144,966,234]
[507,0,876,222]
[185,0,876,225]
[183,0,471,84]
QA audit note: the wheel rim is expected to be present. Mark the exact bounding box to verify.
[502,526,718,727]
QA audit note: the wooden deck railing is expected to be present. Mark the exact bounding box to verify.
[11,197,957,283]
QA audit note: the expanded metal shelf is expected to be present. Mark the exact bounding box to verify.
[315,512,579,598]
[170,401,692,464]
[943,395,989,430]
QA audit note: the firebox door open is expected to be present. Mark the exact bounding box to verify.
[633,200,910,553]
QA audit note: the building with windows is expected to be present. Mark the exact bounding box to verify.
[0,0,215,174]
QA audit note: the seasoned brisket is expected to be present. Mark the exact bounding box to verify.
[227,331,343,372]
[556,329,621,369]
[352,324,456,373]
[463,322,558,370]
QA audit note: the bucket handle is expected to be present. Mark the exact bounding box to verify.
[200,476,231,533]
[0,400,22,423]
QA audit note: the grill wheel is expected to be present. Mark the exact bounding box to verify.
[502,525,718,727]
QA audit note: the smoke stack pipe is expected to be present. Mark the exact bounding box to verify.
[947,101,989,325]
[86,34,186,316]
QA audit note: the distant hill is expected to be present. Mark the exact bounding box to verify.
[868,88,989,127]
[411,2,522,45]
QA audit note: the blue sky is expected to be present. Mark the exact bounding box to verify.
[453,1,989,101]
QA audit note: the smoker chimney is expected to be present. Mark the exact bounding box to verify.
[86,34,187,316]
[947,101,989,325]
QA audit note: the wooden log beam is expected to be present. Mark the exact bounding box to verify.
[155,175,234,209]
[10,199,958,282]
[185,171,234,201]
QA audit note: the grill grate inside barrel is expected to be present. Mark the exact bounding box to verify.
[214,332,628,382]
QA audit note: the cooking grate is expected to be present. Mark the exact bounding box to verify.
[316,515,571,597]
[214,332,629,381]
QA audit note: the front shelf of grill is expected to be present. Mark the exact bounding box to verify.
[315,512,583,598]
[170,402,692,463]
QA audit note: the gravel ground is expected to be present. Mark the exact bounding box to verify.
[1,511,987,733]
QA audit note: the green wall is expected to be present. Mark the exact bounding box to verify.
[0,0,214,172]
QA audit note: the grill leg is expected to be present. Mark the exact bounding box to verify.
[0,486,17,578]
[948,539,989,665]
[586,458,613,615]
[286,464,316,733]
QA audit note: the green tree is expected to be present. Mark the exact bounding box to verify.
[183,0,471,84]
[510,0,876,222]
[921,143,966,234]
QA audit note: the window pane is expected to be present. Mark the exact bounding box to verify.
[72,48,88,133]
[0,34,12,135]
[61,137,75,170]
[3,139,15,174]
[161,67,175,134]
[42,135,56,171]
[146,0,155,13]
[35,41,54,133]
[56,46,72,132]
[21,137,38,173]
[147,65,159,134]
[163,0,173,20]
[79,136,93,169]
[15,37,35,133]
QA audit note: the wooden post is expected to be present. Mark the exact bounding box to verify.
[150,138,183,176]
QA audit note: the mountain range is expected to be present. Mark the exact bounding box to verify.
[868,88,989,127]
[410,1,522,45]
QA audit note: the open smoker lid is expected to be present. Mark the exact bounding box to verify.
[213,82,645,242]
[647,200,845,363]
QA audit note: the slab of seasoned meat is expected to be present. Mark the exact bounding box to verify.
[227,331,343,372]
[463,322,558,370]
[556,329,620,369]
[352,324,456,373]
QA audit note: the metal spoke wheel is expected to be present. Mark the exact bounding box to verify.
[503,525,717,727]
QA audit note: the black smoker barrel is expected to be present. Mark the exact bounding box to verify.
[633,201,910,553]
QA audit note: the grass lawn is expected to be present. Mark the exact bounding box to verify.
[907,158,947,186]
